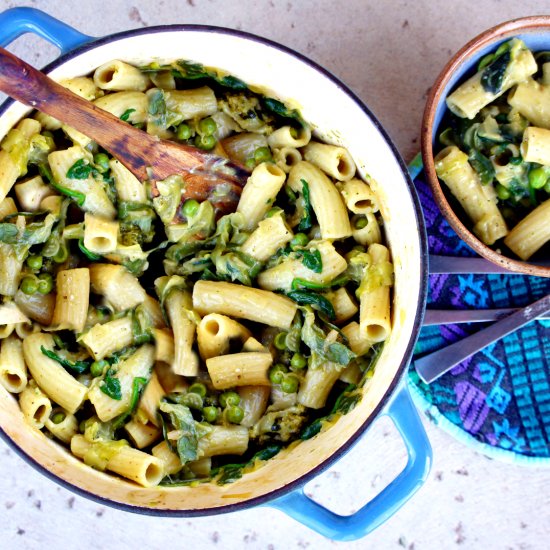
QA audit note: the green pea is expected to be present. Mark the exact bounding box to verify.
[273,332,288,350]
[37,273,53,294]
[26,254,43,271]
[545,180,550,194]
[195,134,216,150]
[281,374,299,394]
[189,382,207,398]
[219,391,240,408]
[529,167,548,190]
[269,364,288,384]
[50,412,66,424]
[226,405,244,424]
[20,276,38,295]
[199,117,217,136]
[176,123,192,141]
[290,233,309,250]
[93,153,110,173]
[354,216,368,230]
[245,157,256,169]
[182,199,200,218]
[496,184,511,201]
[90,359,108,377]
[254,146,272,164]
[203,406,218,423]
[290,353,307,370]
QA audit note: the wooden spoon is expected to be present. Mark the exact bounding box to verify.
[0,47,250,214]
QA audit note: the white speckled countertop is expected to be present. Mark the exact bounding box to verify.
[0,1,549,548]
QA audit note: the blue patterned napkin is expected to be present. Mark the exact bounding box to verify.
[408,168,550,463]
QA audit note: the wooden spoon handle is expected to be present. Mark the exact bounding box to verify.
[0,46,155,164]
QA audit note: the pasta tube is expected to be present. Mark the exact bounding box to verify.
[288,161,352,239]
[197,313,251,360]
[87,344,154,422]
[303,142,356,181]
[79,316,134,360]
[359,244,392,343]
[435,146,508,245]
[338,178,379,214]
[197,425,249,458]
[239,214,293,262]
[298,362,341,409]
[89,264,146,311]
[257,239,347,292]
[19,381,52,429]
[83,213,119,255]
[446,38,537,119]
[520,126,550,165]
[51,268,90,333]
[504,198,550,260]
[165,289,199,377]
[267,125,311,149]
[0,335,27,393]
[206,351,272,389]
[192,280,298,330]
[22,332,88,414]
[44,408,79,443]
[237,162,286,230]
[94,60,151,91]
[71,435,165,487]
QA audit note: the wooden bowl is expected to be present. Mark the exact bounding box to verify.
[422,16,550,278]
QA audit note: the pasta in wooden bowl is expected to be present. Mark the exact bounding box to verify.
[422,16,550,277]
[0,57,396,489]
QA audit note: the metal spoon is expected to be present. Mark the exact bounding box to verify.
[415,293,550,384]
[0,47,249,214]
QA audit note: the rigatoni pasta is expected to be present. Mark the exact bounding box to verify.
[0,56,392,489]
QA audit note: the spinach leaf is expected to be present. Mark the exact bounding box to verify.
[159,401,199,465]
[148,88,167,128]
[112,376,148,429]
[481,48,511,94]
[287,290,335,321]
[78,238,101,260]
[296,179,314,231]
[300,306,356,366]
[67,158,94,180]
[120,108,136,122]
[100,368,122,400]
[51,182,86,207]
[300,419,322,440]
[40,346,90,374]
[325,341,356,365]
[468,149,495,185]
[332,384,361,415]
[0,223,18,243]
[262,97,304,124]
[300,249,322,273]
[212,445,282,485]
[291,274,349,291]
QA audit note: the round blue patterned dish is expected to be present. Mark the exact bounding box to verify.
[408,156,550,465]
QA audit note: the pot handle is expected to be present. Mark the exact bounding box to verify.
[0,7,93,54]
[267,381,432,541]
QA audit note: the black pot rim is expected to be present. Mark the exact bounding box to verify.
[0,23,429,517]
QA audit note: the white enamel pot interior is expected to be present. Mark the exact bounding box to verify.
[0,25,428,515]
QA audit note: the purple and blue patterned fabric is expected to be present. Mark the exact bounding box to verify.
[409,170,550,462]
